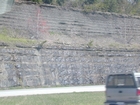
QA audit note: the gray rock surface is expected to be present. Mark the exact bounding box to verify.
[0,47,140,88]
[0,2,140,47]
[0,2,140,88]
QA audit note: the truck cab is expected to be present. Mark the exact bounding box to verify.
[104,72,140,105]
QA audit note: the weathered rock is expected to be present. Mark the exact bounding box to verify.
[0,2,140,47]
[0,47,140,88]
[0,2,140,88]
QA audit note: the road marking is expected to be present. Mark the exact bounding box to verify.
[0,85,105,97]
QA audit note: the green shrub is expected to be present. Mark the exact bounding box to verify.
[31,0,140,15]
[32,0,43,3]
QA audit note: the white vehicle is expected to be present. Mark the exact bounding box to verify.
[104,72,140,105]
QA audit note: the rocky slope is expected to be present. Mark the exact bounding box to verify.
[0,2,140,48]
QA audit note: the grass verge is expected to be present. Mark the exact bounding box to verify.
[0,34,36,46]
[0,92,105,105]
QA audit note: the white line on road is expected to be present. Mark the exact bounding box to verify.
[0,85,105,97]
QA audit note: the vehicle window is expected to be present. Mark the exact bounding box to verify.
[137,77,140,87]
[107,74,135,88]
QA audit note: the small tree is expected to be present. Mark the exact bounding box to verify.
[84,0,95,4]
[32,0,43,3]
[103,0,118,12]
[42,0,52,4]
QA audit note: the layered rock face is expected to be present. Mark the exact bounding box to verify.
[0,2,140,88]
[0,47,140,88]
[0,2,140,46]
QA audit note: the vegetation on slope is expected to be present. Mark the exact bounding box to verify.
[0,34,36,47]
[31,0,140,16]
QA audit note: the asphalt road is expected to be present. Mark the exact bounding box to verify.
[0,85,105,97]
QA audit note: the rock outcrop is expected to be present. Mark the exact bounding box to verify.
[0,2,140,88]
[0,2,140,47]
